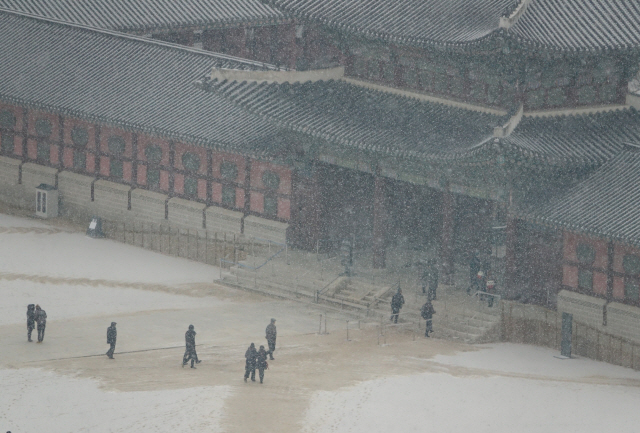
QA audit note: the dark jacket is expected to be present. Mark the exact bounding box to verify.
[107,325,117,344]
[256,348,268,369]
[35,309,47,326]
[421,302,436,320]
[391,292,405,310]
[266,323,277,342]
[185,329,196,349]
[27,305,35,326]
[245,345,257,367]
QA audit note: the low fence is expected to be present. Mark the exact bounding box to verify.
[501,301,640,371]
[101,220,247,266]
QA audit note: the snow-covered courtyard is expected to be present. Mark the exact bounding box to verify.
[2,212,640,433]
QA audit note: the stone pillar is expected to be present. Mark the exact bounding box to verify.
[440,188,455,283]
[372,175,387,269]
[289,163,323,250]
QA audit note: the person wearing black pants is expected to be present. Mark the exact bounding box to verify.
[244,343,257,382]
[265,318,277,360]
[421,299,436,337]
[182,324,201,368]
[257,345,268,384]
[390,288,405,324]
[26,304,35,342]
[35,305,47,343]
[106,322,117,359]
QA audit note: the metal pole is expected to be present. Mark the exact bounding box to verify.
[346,321,349,341]
[319,314,322,334]
[286,243,289,265]
[219,259,222,280]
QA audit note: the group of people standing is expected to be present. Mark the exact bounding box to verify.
[244,318,277,384]
[26,304,47,343]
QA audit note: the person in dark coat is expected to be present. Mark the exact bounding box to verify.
[265,318,277,360]
[244,343,257,382]
[26,304,35,342]
[469,252,481,294]
[421,299,436,337]
[256,345,268,384]
[182,324,201,368]
[428,259,439,301]
[390,288,405,323]
[106,322,117,359]
[35,305,47,343]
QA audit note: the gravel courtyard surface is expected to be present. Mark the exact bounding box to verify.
[2,212,640,433]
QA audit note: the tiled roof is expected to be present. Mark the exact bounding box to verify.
[503,109,640,165]
[201,77,508,160]
[261,0,640,51]
[508,0,640,51]
[260,0,514,47]
[0,0,287,32]
[520,148,640,247]
[0,9,282,157]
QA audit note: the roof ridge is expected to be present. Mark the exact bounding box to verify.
[0,7,280,70]
[499,0,533,29]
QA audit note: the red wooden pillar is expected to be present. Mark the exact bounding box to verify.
[372,175,387,269]
[440,188,455,283]
[504,216,517,295]
[289,165,323,250]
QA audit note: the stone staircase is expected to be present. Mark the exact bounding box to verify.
[220,250,502,344]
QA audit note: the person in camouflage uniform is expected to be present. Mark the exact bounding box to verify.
[390,288,405,323]
[106,322,117,359]
[26,304,35,342]
[182,324,201,368]
[265,318,277,360]
[256,345,268,384]
[244,342,257,382]
[35,305,47,343]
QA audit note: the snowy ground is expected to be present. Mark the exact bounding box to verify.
[2,212,640,433]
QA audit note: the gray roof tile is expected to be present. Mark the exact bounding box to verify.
[202,77,509,160]
[520,146,640,246]
[0,9,282,156]
[0,0,287,32]
[503,109,640,165]
[509,0,640,51]
[261,0,514,47]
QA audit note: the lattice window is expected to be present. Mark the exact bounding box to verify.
[222,184,236,206]
[35,118,52,138]
[71,127,89,147]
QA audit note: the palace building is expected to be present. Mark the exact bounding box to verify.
[1,0,640,324]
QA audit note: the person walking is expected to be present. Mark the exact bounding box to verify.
[428,259,439,301]
[182,324,201,369]
[265,318,277,360]
[390,288,405,323]
[244,343,257,382]
[486,274,496,307]
[421,298,436,337]
[35,305,47,343]
[106,322,117,359]
[256,345,268,384]
[26,304,35,342]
